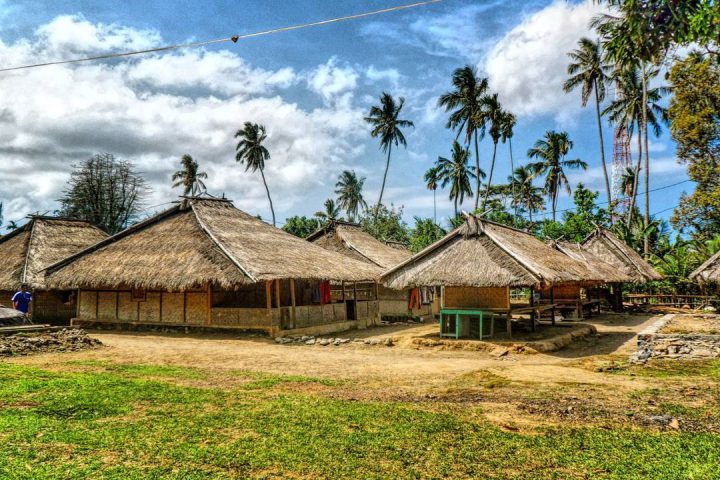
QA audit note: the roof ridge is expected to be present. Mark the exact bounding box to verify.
[482,224,543,283]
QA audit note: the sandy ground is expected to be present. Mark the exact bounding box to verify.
[12,312,660,393]
[660,314,720,335]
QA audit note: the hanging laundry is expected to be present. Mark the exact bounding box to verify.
[408,288,421,310]
[320,281,332,305]
[312,283,321,304]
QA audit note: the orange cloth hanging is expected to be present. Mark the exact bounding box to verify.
[408,288,420,310]
[320,281,332,305]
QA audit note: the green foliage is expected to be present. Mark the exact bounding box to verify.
[360,204,409,244]
[314,199,342,223]
[437,141,478,216]
[668,54,720,240]
[334,170,367,222]
[171,154,207,196]
[282,216,321,238]
[235,121,275,226]
[409,217,446,253]
[560,183,609,242]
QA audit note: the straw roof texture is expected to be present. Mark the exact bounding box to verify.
[0,217,108,290]
[46,198,381,290]
[690,250,720,283]
[582,229,662,283]
[381,216,592,289]
[551,241,635,283]
[307,221,411,269]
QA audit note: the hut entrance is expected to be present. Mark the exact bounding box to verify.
[346,300,357,320]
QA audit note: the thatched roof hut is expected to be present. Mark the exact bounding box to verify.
[306,220,410,269]
[45,198,381,291]
[550,240,635,284]
[690,250,720,283]
[581,228,662,283]
[381,216,592,289]
[0,216,108,291]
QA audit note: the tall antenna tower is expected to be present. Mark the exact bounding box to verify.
[611,128,631,216]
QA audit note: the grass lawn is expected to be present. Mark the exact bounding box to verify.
[0,361,718,479]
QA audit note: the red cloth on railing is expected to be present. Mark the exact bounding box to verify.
[320,281,331,305]
[408,288,420,310]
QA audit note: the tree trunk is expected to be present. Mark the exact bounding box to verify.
[642,70,650,259]
[509,138,516,217]
[433,189,437,225]
[473,131,481,211]
[454,196,458,218]
[375,144,392,219]
[481,141,498,212]
[260,167,276,227]
[595,81,612,220]
[627,121,643,227]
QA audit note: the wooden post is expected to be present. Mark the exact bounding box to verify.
[182,291,187,323]
[115,291,119,320]
[95,291,99,320]
[290,279,297,329]
[341,281,345,301]
[159,291,163,322]
[529,285,536,332]
[206,283,212,326]
[353,282,358,320]
[265,280,273,334]
[550,284,556,326]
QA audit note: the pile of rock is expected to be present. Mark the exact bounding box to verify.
[275,335,394,347]
[0,328,102,357]
[379,316,425,326]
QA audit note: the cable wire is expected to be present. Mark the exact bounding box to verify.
[0,0,442,73]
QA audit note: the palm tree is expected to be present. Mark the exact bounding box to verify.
[527,131,588,222]
[334,170,367,222]
[315,199,342,223]
[6,220,18,231]
[500,111,517,216]
[235,122,275,226]
[438,65,489,210]
[619,166,636,199]
[364,92,414,217]
[509,166,544,222]
[424,165,441,225]
[437,141,478,217]
[172,154,208,197]
[563,37,612,215]
[479,93,504,211]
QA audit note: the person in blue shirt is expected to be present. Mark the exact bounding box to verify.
[11,284,32,314]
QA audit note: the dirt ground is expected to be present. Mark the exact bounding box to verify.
[660,314,720,335]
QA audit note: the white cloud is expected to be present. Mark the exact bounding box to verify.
[365,65,402,87]
[306,57,358,105]
[484,1,607,121]
[0,16,365,225]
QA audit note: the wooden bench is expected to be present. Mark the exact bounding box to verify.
[582,299,601,317]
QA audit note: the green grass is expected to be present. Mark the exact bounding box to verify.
[0,363,719,479]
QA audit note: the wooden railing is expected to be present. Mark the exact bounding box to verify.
[624,294,719,308]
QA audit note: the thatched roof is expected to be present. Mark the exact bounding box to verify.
[581,228,662,283]
[690,250,720,283]
[45,198,381,291]
[550,240,635,284]
[307,221,411,269]
[381,216,593,289]
[0,216,108,291]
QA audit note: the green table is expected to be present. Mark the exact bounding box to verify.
[439,308,494,339]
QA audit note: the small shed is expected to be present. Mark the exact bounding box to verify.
[0,216,108,323]
[690,250,720,285]
[307,221,432,318]
[45,197,382,336]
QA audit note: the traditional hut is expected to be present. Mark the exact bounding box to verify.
[690,250,720,284]
[0,216,109,323]
[44,197,382,336]
[380,216,593,337]
[306,221,433,318]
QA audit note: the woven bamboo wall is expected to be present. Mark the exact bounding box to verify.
[444,286,509,309]
[538,284,580,300]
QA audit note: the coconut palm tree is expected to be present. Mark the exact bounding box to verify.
[364,93,414,217]
[315,199,342,223]
[509,166,544,222]
[563,37,613,215]
[479,93,504,211]
[527,131,588,222]
[438,65,489,210]
[172,154,208,197]
[235,122,275,226]
[6,220,18,231]
[334,170,367,222]
[619,166,636,199]
[501,111,517,216]
[437,141,479,217]
[424,165,441,225]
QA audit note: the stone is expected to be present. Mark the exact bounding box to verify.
[319,338,330,346]
[384,338,394,347]
[305,338,316,345]
[369,339,380,345]
[669,418,680,430]
[491,347,510,358]
[275,337,284,343]
[339,338,350,344]
[333,339,342,346]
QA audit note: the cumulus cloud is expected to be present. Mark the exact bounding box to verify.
[484,1,607,121]
[0,16,365,225]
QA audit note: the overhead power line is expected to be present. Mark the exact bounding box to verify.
[0,0,442,73]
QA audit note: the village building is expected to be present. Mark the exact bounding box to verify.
[306,220,433,319]
[44,197,382,336]
[0,216,109,323]
[380,216,596,338]
[690,249,720,285]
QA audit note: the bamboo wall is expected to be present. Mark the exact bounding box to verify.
[537,284,581,300]
[78,289,208,325]
[444,286,510,309]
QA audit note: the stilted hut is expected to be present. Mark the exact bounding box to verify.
[581,228,662,309]
[0,216,108,324]
[307,221,433,319]
[45,197,382,336]
[380,216,592,338]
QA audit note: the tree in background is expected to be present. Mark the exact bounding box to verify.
[334,170,367,222]
[364,92,414,216]
[560,183,610,242]
[58,153,148,234]
[437,141,478,217]
[438,65,489,210]
[509,166,544,222]
[479,93,505,211]
[500,111,517,216]
[669,53,720,240]
[314,199,342,223]
[172,154,207,197]
[235,122,275,226]
[564,37,612,215]
[408,217,446,253]
[360,204,409,244]
[282,216,321,238]
[527,131,587,222]
[424,165,441,225]
[6,220,18,231]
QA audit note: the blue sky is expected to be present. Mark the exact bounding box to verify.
[0,0,689,231]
